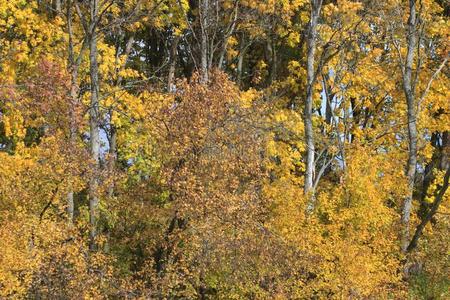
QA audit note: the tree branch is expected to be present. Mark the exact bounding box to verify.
[407,167,450,252]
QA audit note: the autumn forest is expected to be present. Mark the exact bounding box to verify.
[0,0,449,298]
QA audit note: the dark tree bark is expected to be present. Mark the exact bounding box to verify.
[88,0,101,251]
[66,0,87,223]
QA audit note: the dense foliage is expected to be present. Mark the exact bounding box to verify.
[0,0,448,298]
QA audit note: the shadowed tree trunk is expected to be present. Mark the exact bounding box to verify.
[67,1,76,224]
[168,35,180,92]
[88,0,101,251]
[236,35,250,88]
[66,0,86,223]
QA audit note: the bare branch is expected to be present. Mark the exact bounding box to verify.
[417,53,449,112]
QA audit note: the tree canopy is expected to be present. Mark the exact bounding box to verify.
[0,0,448,298]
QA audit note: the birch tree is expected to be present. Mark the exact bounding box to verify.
[399,0,449,252]
[304,0,322,212]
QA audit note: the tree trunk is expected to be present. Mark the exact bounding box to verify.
[67,69,77,222]
[268,39,277,85]
[67,56,79,224]
[236,37,249,87]
[304,0,322,212]
[66,0,82,224]
[168,35,180,92]
[200,0,209,83]
[55,0,62,14]
[217,41,227,70]
[401,0,418,253]
[88,0,100,251]
[107,125,116,198]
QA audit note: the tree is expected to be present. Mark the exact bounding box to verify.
[304,0,322,211]
[1,0,449,298]
[398,0,449,253]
